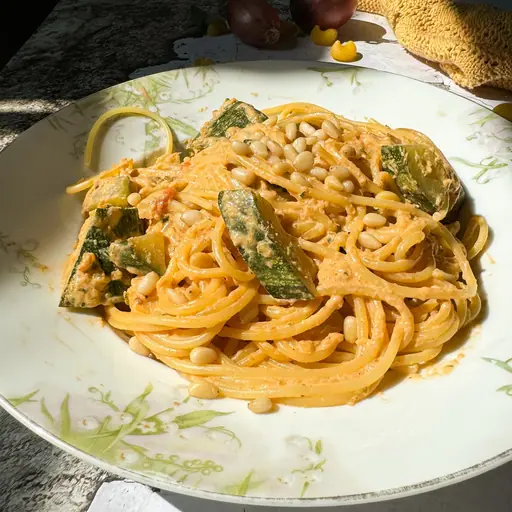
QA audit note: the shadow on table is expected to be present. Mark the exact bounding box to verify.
[157,460,512,511]
[0,409,110,512]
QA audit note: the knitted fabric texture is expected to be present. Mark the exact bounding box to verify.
[357,0,512,90]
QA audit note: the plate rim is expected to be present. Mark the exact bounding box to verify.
[1,60,511,506]
[3,394,512,507]
[0,60,505,161]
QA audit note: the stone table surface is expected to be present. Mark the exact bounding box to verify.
[1,1,512,511]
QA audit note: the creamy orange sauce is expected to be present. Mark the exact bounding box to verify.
[409,352,466,380]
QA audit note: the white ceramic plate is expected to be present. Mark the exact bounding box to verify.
[1,61,511,507]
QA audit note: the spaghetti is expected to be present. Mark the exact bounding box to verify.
[64,101,488,412]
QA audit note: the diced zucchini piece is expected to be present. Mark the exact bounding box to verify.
[381,144,465,219]
[60,207,143,308]
[219,190,317,300]
[95,207,144,239]
[187,99,267,153]
[82,176,131,213]
[109,232,166,276]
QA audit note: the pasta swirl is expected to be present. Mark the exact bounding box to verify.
[64,101,488,411]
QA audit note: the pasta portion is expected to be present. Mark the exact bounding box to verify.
[62,100,488,413]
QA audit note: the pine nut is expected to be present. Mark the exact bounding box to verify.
[265,115,278,126]
[310,167,328,181]
[260,135,270,146]
[311,142,323,155]
[314,157,329,169]
[273,161,291,176]
[231,167,256,186]
[306,136,318,146]
[127,192,142,206]
[181,210,202,226]
[294,151,314,172]
[231,140,250,156]
[330,165,351,180]
[252,130,264,140]
[167,288,187,304]
[190,252,214,268]
[190,346,217,365]
[290,172,309,186]
[299,122,316,136]
[342,180,355,193]
[273,131,287,146]
[325,175,344,191]
[322,120,340,139]
[134,271,160,296]
[376,191,401,202]
[267,139,283,156]
[284,144,298,161]
[250,141,268,158]
[343,316,357,343]
[358,232,382,250]
[293,137,307,153]
[248,397,274,414]
[363,213,387,228]
[268,155,282,165]
[314,129,327,140]
[285,123,298,141]
[189,380,219,399]
[129,336,151,357]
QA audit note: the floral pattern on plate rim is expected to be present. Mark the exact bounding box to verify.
[7,384,328,497]
[0,232,47,288]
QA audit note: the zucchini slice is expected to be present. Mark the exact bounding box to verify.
[219,189,317,300]
[109,232,166,276]
[60,207,143,308]
[381,144,465,219]
[187,99,267,153]
[82,176,131,214]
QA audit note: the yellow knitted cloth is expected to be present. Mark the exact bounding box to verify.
[357,0,512,91]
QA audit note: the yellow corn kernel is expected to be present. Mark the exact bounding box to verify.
[206,18,229,37]
[311,25,338,47]
[493,103,512,122]
[194,57,214,67]
[330,40,358,62]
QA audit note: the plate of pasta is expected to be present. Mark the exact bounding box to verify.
[1,61,511,506]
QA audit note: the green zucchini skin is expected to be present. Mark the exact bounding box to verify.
[95,207,143,239]
[381,144,465,220]
[109,232,166,276]
[219,189,317,301]
[187,99,268,154]
[59,207,143,308]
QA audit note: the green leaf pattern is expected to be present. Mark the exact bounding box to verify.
[9,383,236,486]
[45,67,222,163]
[9,384,331,497]
[0,232,46,288]
[450,157,508,184]
[483,357,512,374]
[88,387,120,411]
[173,410,231,429]
[455,108,512,183]
[484,357,512,397]
[40,398,55,424]
[308,66,360,89]
[278,436,326,498]
[7,389,39,407]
